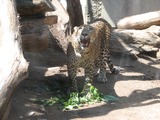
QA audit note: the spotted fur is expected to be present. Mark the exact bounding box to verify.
[67,18,119,92]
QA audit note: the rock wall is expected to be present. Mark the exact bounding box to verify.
[82,0,160,27]
[102,0,160,27]
[0,0,28,119]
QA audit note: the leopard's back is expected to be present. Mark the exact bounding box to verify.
[90,18,112,49]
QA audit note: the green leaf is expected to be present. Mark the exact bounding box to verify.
[102,95,119,102]
[38,85,118,110]
[64,105,74,110]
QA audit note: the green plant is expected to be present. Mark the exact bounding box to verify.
[40,97,60,106]
[64,92,81,110]
[39,85,118,110]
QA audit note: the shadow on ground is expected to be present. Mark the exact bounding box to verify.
[8,45,160,119]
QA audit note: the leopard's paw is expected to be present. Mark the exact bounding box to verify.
[97,73,108,83]
[111,66,120,74]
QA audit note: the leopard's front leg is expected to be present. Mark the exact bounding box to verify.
[81,63,94,94]
[67,63,78,93]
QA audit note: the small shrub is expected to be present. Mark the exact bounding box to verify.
[39,85,118,110]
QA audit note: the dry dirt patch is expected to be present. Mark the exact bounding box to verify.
[8,48,160,120]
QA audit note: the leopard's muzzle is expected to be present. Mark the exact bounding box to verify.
[80,34,90,49]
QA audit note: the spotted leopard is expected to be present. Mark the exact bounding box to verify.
[67,18,120,93]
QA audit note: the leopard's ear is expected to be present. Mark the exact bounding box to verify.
[74,26,78,31]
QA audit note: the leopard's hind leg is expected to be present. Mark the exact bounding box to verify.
[97,49,108,83]
[106,54,120,74]
[97,49,120,83]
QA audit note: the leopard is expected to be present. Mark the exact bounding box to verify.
[67,18,120,93]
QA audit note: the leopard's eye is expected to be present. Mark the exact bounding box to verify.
[79,26,83,29]
[88,27,93,31]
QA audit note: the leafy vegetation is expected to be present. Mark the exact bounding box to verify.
[39,84,118,110]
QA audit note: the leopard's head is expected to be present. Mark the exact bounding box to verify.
[73,25,95,50]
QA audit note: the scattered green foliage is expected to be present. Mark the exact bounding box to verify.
[39,85,118,110]
[64,92,80,110]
